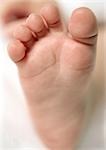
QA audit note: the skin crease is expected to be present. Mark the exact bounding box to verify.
[1,0,104,149]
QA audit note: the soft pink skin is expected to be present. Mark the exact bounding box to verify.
[0,0,53,37]
[8,4,98,150]
[0,0,31,37]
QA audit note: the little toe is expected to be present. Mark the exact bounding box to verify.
[68,7,98,45]
[26,13,47,38]
[13,25,32,42]
[8,40,26,63]
[40,4,63,31]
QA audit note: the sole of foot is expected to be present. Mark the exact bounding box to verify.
[8,3,98,150]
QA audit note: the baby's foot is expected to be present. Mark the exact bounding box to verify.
[8,4,98,150]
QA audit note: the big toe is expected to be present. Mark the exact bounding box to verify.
[68,7,98,45]
[62,7,98,72]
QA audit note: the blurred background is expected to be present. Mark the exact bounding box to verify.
[0,0,105,149]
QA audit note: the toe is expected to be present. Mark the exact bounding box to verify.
[26,13,47,38]
[8,40,26,63]
[40,4,63,31]
[68,7,98,45]
[3,19,25,38]
[13,25,32,42]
